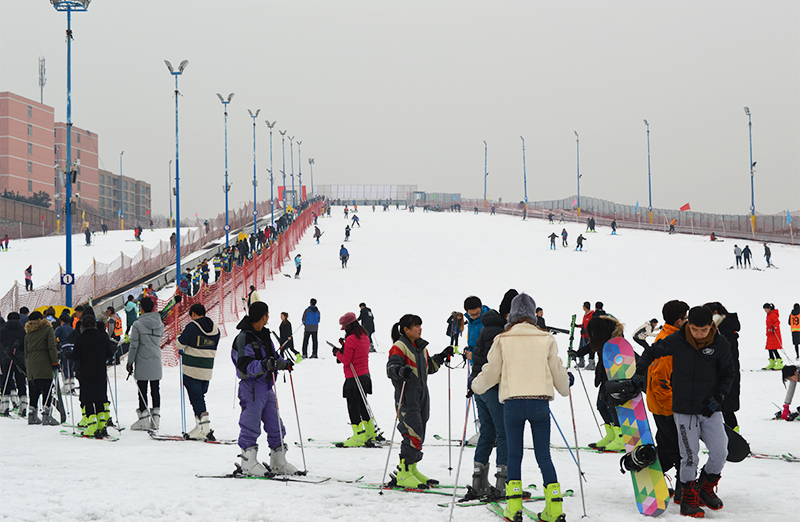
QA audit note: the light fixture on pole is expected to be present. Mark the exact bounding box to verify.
[248,109,260,234]
[217,93,234,246]
[279,130,287,211]
[308,158,314,198]
[265,120,277,225]
[297,140,303,202]
[483,140,488,207]
[50,0,91,307]
[520,136,528,218]
[165,58,188,277]
[119,150,124,230]
[644,120,653,224]
[289,135,296,208]
[168,160,173,227]
[744,107,756,235]
[574,131,581,217]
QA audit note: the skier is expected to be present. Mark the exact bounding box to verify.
[632,318,660,352]
[742,245,752,268]
[101,222,108,234]
[490,205,496,215]
[358,303,377,353]
[548,232,557,250]
[471,293,571,522]
[245,285,260,311]
[278,312,301,363]
[344,206,349,219]
[611,219,617,234]
[790,303,800,358]
[344,225,351,242]
[126,298,165,431]
[446,311,464,350]
[200,260,210,286]
[464,296,490,365]
[575,234,586,251]
[0,312,27,416]
[314,226,322,244]
[561,229,568,248]
[351,214,360,227]
[2,234,8,251]
[24,265,32,291]
[105,306,123,363]
[575,302,594,370]
[633,306,735,518]
[589,217,596,232]
[301,298,320,359]
[124,295,138,335]
[66,309,114,438]
[763,243,772,267]
[386,313,453,488]
[548,212,554,224]
[535,307,547,330]
[23,311,59,425]
[733,245,743,268]
[84,227,91,246]
[558,212,565,224]
[705,301,742,431]
[177,304,221,441]
[149,219,154,231]
[779,365,799,420]
[585,217,591,232]
[293,254,302,279]
[232,301,297,476]
[763,303,783,370]
[669,218,676,234]
[339,245,349,268]
[332,312,374,446]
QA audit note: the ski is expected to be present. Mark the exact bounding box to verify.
[439,489,573,508]
[60,429,119,442]
[296,439,391,449]
[550,444,623,454]
[148,431,237,445]
[198,473,331,484]
[358,483,457,496]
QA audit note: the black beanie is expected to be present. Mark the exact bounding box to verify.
[499,289,519,316]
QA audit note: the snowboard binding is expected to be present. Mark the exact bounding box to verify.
[619,444,657,474]
[605,379,640,406]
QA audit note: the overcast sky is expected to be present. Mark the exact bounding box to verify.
[2,1,798,219]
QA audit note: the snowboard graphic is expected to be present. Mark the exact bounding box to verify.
[603,337,670,516]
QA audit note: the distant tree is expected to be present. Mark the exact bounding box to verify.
[1,190,52,209]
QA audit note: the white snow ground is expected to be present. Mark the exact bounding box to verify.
[1,208,799,522]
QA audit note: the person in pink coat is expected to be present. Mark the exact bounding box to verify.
[764,303,784,370]
[333,312,374,446]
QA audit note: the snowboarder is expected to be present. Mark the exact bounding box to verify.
[339,245,349,268]
[279,312,301,363]
[763,303,783,370]
[177,304,220,441]
[126,298,165,431]
[24,265,33,291]
[763,243,772,267]
[301,298,320,358]
[344,225,351,241]
[23,311,59,425]
[471,293,571,522]
[733,245,743,268]
[632,319,660,352]
[561,229,568,248]
[548,233,557,250]
[232,301,297,476]
[742,245,752,268]
[293,254,302,279]
[790,303,800,358]
[332,312,374,446]
[575,234,586,251]
[358,303,376,353]
[710,232,719,241]
[386,314,453,488]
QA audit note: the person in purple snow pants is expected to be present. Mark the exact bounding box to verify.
[231,301,298,476]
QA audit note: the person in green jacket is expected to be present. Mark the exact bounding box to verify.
[23,311,59,425]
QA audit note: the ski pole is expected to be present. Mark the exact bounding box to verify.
[179,353,186,435]
[447,394,474,522]
[568,388,588,517]
[270,372,289,475]
[349,362,381,437]
[113,341,120,425]
[379,380,407,495]
[288,372,307,473]
[134,379,154,423]
[549,408,585,478]
[447,354,452,475]
[106,373,120,432]
[574,362,603,437]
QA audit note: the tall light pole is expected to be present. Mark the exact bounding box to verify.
[217,93,234,246]
[265,120,276,225]
[297,140,303,202]
[644,120,652,223]
[54,144,61,234]
[574,131,581,217]
[168,160,173,227]
[289,135,296,208]
[248,109,260,234]
[279,130,287,210]
[165,59,188,277]
[744,107,756,234]
[520,136,528,217]
[119,150,124,230]
[51,0,91,307]
[308,158,314,198]
[483,140,488,206]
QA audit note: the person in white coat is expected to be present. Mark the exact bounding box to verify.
[126,297,165,430]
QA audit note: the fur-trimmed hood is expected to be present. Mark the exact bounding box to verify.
[25,318,52,333]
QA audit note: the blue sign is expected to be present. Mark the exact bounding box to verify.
[224,225,230,231]
[61,273,75,285]
[253,210,258,216]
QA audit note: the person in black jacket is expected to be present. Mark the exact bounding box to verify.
[358,303,376,353]
[633,306,735,518]
[0,312,27,416]
[704,302,741,431]
[278,312,300,363]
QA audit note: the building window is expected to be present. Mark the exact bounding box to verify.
[99,197,104,207]
[28,180,33,192]
[113,179,118,187]
[77,149,81,160]
[27,124,32,136]
[99,186,104,195]
[77,181,81,191]
[124,202,128,212]
[123,180,128,190]
[28,143,32,155]
[99,173,104,184]
[77,133,81,143]
[28,161,32,174]
[28,105,32,117]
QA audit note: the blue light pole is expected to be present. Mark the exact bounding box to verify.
[308,158,314,198]
[217,93,234,246]
[744,107,756,234]
[289,135,296,208]
[248,109,260,234]
[574,131,581,217]
[265,120,277,225]
[483,140,488,206]
[644,119,652,224]
[119,150,124,231]
[279,130,287,210]
[51,0,90,307]
[297,140,303,202]
[165,59,188,277]
[520,136,528,218]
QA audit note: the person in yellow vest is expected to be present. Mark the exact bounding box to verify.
[789,303,800,358]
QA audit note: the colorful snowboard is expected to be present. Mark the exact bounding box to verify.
[603,337,670,516]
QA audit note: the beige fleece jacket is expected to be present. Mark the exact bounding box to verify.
[471,322,570,402]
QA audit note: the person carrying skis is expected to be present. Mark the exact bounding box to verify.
[561,228,568,248]
[293,254,302,279]
[733,245,743,268]
[23,311,59,425]
[66,308,114,438]
[471,293,571,522]
[386,314,453,488]
[763,303,783,370]
[339,245,349,268]
[278,312,301,363]
[742,245,752,268]
[575,234,586,251]
[332,312,374,446]
[232,301,297,476]
[789,303,800,358]
[548,232,557,250]
[633,305,735,518]
[301,298,320,359]
[779,365,799,420]
[177,303,221,441]
[126,297,165,431]
[358,303,376,353]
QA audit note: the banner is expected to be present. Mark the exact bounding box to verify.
[679,203,691,211]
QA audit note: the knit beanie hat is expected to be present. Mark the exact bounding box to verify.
[499,289,519,316]
[507,293,536,325]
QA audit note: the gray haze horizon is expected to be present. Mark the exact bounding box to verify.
[1,1,798,220]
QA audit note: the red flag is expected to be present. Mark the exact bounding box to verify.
[41,213,45,222]
[145,209,151,215]
[680,203,691,211]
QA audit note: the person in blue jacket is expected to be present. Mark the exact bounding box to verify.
[463,296,490,362]
[339,245,350,268]
[302,298,321,358]
[294,254,302,279]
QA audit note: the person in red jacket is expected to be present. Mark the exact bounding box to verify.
[575,301,594,369]
[764,303,784,370]
[333,312,375,446]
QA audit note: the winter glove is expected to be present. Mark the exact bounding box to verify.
[126,363,134,375]
[466,388,474,399]
[439,346,455,360]
[631,373,647,393]
[782,403,791,420]
[568,372,575,387]
[567,349,578,359]
[331,346,341,357]
[275,358,293,372]
[400,366,414,380]
[702,395,722,417]
[262,358,277,372]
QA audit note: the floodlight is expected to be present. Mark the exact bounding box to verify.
[643,119,648,125]
[743,107,750,115]
[165,60,174,73]
[178,60,189,73]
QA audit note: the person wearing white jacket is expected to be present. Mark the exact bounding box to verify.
[471,293,572,522]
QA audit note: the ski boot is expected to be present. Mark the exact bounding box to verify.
[28,407,42,425]
[764,359,776,370]
[411,461,438,485]
[390,458,426,489]
[464,462,491,500]
[82,414,99,438]
[78,406,90,428]
[295,354,303,364]
[131,409,152,431]
[697,469,723,510]
[18,396,28,417]
[151,407,161,431]
[363,418,380,444]
[585,358,596,371]
[96,404,110,438]
[0,396,10,416]
[680,480,705,517]
[539,482,566,522]
[599,425,625,452]
[338,423,367,447]
[269,443,299,475]
[491,464,508,501]
[775,359,784,371]
[504,480,524,521]
[589,424,615,449]
[187,412,212,440]
[239,445,269,476]
[41,406,60,426]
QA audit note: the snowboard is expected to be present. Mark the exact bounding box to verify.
[603,337,670,517]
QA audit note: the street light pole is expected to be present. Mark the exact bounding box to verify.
[217,93,234,247]
[51,0,91,307]
[574,131,581,217]
[265,120,276,225]
[248,109,261,234]
[165,59,188,277]
[55,144,61,234]
[644,119,652,224]
[744,107,756,235]
[289,135,296,208]
[308,158,314,198]
[279,130,287,211]
[483,140,488,206]
[168,160,173,227]
[297,141,302,202]
[520,136,528,218]
[119,150,124,230]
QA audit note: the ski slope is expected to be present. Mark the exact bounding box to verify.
[1,208,799,522]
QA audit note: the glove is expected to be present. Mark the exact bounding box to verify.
[332,346,341,357]
[439,346,455,360]
[568,372,575,387]
[401,366,414,380]
[567,349,578,359]
[126,363,133,374]
[178,349,184,355]
[782,403,791,420]
[262,358,277,372]
[631,373,647,393]
[52,362,61,371]
[275,358,293,372]
[702,395,722,417]
[466,389,474,399]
